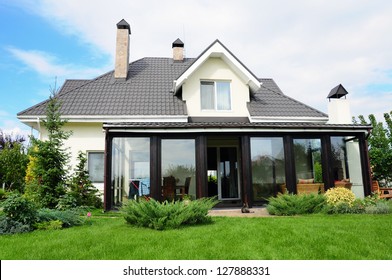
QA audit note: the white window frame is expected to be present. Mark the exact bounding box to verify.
[200,80,232,111]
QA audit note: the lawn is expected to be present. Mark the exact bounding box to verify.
[1,214,392,260]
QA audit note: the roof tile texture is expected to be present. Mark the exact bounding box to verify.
[18,57,327,119]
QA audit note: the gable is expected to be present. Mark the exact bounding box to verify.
[182,57,250,117]
[174,40,261,93]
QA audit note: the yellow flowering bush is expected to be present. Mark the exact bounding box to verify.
[325,187,355,206]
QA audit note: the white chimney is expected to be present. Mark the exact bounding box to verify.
[172,38,184,61]
[114,19,131,79]
[327,84,352,124]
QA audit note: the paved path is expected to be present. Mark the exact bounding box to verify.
[208,207,271,217]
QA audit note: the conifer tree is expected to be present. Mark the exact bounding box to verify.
[25,92,72,208]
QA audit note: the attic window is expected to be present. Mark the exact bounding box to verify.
[200,81,231,111]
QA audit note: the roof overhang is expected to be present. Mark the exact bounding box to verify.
[103,122,372,136]
[250,116,329,123]
[17,115,189,130]
[173,40,261,93]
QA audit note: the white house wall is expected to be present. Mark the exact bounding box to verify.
[182,57,250,117]
[39,122,105,192]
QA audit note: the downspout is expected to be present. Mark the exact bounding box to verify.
[36,117,41,139]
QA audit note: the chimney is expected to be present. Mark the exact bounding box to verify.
[327,84,352,124]
[172,38,184,61]
[114,19,131,79]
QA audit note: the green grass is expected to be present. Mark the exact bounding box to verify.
[1,214,392,260]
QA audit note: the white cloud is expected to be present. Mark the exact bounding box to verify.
[12,0,392,119]
[7,47,110,82]
[0,119,33,141]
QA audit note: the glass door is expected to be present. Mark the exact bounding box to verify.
[218,147,240,200]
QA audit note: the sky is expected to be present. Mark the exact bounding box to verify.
[1,0,391,138]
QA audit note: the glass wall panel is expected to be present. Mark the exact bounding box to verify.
[331,136,364,197]
[293,138,324,194]
[162,139,196,200]
[251,137,286,200]
[111,137,150,206]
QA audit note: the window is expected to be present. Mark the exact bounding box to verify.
[330,136,364,193]
[161,139,196,200]
[293,139,323,183]
[111,138,150,206]
[200,81,231,110]
[88,152,104,183]
[250,137,286,200]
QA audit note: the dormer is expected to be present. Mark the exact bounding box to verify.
[176,40,261,118]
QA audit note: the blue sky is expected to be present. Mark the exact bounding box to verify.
[1,0,391,137]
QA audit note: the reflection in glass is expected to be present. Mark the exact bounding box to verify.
[251,137,285,200]
[219,147,239,199]
[111,138,150,206]
[331,136,363,196]
[162,139,196,200]
[88,152,104,183]
[293,139,323,182]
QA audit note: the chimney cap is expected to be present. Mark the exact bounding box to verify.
[172,38,184,48]
[116,19,131,34]
[327,84,348,99]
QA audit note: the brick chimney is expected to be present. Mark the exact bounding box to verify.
[114,19,131,79]
[172,38,184,61]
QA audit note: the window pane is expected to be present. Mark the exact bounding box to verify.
[88,152,104,183]
[111,137,150,206]
[216,81,231,110]
[331,136,364,197]
[162,139,196,200]
[251,137,286,200]
[201,81,214,110]
[294,139,324,194]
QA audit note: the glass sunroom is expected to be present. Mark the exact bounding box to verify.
[103,123,372,210]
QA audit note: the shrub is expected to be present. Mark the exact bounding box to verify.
[324,202,353,214]
[0,142,28,193]
[35,220,63,230]
[325,187,355,206]
[121,197,218,230]
[0,216,32,235]
[36,208,84,228]
[365,201,391,214]
[267,193,326,216]
[0,188,8,201]
[1,193,37,226]
[56,193,79,210]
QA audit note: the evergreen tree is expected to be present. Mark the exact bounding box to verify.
[67,151,102,208]
[25,93,72,208]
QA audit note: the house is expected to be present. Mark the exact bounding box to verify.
[18,19,372,210]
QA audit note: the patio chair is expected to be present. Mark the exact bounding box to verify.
[175,177,191,199]
[162,176,176,201]
[372,180,392,199]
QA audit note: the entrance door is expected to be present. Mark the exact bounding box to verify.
[207,146,240,200]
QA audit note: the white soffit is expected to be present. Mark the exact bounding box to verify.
[174,40,261,93]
